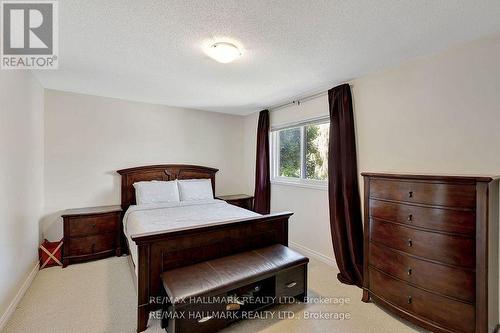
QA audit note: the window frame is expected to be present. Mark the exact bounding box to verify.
[270,116,330,190]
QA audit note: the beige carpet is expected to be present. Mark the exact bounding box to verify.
[3,256,423,333]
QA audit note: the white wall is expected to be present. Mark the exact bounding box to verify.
[243,33,500,265]
[43,90,247,240]
[0,71,44,322]
[242,111,258,195]
[353,34,500,177]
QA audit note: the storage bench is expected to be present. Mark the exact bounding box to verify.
[160,244,309,333]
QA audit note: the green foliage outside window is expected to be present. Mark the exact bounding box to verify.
[278,122,329,181]
[306,123,329,180]
[279,127,301,177]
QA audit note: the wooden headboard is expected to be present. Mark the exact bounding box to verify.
[117,164,219,211]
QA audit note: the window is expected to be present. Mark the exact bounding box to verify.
[271,117,330,188]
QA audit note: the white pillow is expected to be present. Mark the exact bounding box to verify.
[133,180,180,205]
[178,179,214,201]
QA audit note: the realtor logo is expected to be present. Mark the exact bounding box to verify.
[1,1,58,69]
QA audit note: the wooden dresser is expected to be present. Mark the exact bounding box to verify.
[62,205,122,267]
[361,173,498,333]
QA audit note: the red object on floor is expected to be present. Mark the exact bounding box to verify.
[39,239,63,269]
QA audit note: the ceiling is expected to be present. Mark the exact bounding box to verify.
[33,0,500,115]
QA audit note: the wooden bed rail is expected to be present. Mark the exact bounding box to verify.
[131,211,293,244]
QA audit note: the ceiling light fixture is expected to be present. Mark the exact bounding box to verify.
[205,42,242,64]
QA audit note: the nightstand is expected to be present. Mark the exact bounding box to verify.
[216,194,254,211]
[62,205,122,267]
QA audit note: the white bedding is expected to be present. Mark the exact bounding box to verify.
[123,199,260,274]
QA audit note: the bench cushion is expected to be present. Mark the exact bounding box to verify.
[161,244,308,303]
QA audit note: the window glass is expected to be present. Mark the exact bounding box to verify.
[278,127,301,178]
[305,123,329,180]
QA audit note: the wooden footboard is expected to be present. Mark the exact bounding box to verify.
[131,211,293,332]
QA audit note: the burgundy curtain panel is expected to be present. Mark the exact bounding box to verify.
[253,109,271,214]
[328,84,364,287]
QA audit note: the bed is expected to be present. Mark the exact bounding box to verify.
[123,199,261,275]
[117,165,293,332]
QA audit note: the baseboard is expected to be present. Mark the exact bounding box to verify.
[0,262,39,331]
[289,241,337,268]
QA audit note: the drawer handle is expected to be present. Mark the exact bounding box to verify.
[408,191,413,198]
[407,214,413,222]
[407,296,412,304]
[91,224,96,228]
[407,268,412,276]
[198,316,213,323]
[408,239,413,247]
[286,282,297,288]
[226,303,241,311]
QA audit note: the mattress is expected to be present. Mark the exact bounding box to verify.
[123,199,260,274]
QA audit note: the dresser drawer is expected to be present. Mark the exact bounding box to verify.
[67,213,118,237]
[67,233,116,257]
[370,219,475,267]
[276,265,306,299]
[369,242,474,302]
[369,268,475,333]
[370,199,475,235]
[370,179,476,208]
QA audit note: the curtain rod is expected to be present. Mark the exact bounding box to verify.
[269,90,328,112]
[267,83,353,112]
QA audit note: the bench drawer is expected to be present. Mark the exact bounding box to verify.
[276,265,306,299]
[171,297,227,333]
